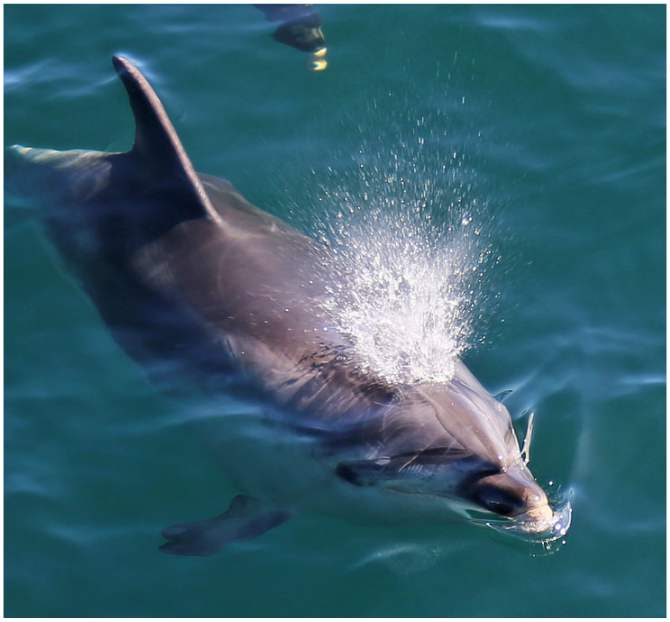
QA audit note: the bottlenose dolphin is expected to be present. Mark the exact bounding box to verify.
[7,56,568,555]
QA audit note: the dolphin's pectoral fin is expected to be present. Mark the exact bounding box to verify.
[160,495,291,556]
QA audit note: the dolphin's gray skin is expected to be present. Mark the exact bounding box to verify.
[8,56,561,556]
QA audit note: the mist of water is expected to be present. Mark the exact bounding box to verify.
[290,125,502,384]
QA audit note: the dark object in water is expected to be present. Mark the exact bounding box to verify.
[255,4,326,53]
[161,495,291,556]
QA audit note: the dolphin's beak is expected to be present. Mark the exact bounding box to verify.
[513,500,555,533]
[464,465,554,530]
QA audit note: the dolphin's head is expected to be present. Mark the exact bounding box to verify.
[338,447,557,536]
[336,361,568,538]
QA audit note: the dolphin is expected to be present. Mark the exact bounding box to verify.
[7,56,568,556]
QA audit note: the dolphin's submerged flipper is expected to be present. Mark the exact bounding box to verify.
[160,495,291,556]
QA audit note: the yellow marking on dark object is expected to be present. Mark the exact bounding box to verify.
[311,58,328,72]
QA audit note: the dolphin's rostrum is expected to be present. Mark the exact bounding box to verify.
[7,56,569,555]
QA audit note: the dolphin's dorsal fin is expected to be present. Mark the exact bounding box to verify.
[111,55,223,226]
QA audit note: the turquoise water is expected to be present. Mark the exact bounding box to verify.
[5,4,665,617]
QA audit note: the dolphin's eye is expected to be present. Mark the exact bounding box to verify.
[473,484,523,516]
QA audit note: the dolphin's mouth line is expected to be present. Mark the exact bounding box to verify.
[473,501,573,542]
[383,485,510,522]
[383,485,572,542]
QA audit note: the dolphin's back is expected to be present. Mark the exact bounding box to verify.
[9,55,221,238]
[8,56,397,426]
